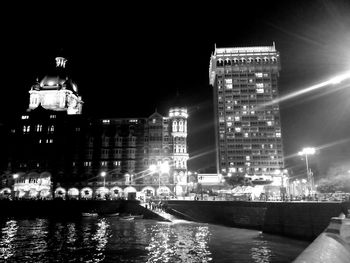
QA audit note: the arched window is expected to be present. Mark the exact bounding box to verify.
[216,59,223,67]
[172,121,177,132]
[224,59,231,66]
[232,58,239,64]
[255,57,261,64]
[179,121,183,132]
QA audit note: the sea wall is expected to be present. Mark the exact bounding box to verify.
[293,217,350,263]
[166,200,350,240]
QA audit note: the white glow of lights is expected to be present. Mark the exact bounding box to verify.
[298,147,316,155]
[160,162,170,173]
[13,174,19,179]
[100,171,107,177]
[47,81,56,86]
[261,70,350,109]
[149,164,157,172]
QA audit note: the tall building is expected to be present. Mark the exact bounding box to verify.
[209,44,284,184]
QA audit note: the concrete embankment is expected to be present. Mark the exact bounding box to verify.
[0,199,168,221]
[293,217,350,263]
[166,200,350,240]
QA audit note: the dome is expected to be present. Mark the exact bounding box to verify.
[40,75,66,88]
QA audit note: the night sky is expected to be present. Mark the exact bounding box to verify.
[2,0,350,177]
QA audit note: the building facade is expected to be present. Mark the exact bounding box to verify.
[209,44,285,184]
[1,56,189,200]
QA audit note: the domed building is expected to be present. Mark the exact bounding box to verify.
[28,56,83,115]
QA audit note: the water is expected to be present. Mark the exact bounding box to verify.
[0,217,309,263]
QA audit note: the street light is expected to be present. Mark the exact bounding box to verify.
[101,171,106,187]
[13,174,19,179]
[298,147,315,196]
[149,162,170,196]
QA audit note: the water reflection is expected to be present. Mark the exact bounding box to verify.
[0,219,18,260]
[0,217,308,262]
[251,239,272,263]
[145,223,212,263]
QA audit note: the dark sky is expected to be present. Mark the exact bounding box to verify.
[2,0,350,176]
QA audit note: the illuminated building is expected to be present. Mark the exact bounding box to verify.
[209,44,285,184]
[28,57,83,115]
[3,55,189,199]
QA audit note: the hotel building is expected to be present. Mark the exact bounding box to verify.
[1,56,189,199]
[209,44,285,184]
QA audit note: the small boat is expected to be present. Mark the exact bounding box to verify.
[132,214,144,219]
[119,215,134,221]
[82,212,98,217]
[103,213,120,217]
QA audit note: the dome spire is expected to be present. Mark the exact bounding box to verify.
[55,57,67,68]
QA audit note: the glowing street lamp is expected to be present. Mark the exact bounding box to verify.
[13,173,19,179]
[101,171,106,187]
[149,162,170,195]
[298,147,315,195]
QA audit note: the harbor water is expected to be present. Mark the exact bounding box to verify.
[0,217,309,262]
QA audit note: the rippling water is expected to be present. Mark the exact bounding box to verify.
[0,217,309,262]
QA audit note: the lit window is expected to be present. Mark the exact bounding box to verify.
[39,139,42,144]
[227,122,232,127]
[225,79,232,84]
[235,127,241,132]
[256,83,264,88]
[267,121,272,126]
[244,133,249,137]
[234,116,240,121]
[21,115,29,120]
[256,88,264,94]
[246,156,250,161]
[255,73,263,78]
[36,124,42,132]
[276,132,281,137]
[225,84,232,89]
[50,115,56,119]
[23,125,30,133]
[102,119,110,124]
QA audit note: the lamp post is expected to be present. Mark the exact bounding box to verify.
[101,171,106,188]
[149,162,170,196]
[298,147,315,196]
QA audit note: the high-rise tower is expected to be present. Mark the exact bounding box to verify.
[209,44,284,183]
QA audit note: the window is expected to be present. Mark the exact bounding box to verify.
[21,115,29,120]
[255,73,263,78]
[172,121,177,132]
[23,125,30,133]
[84,161,91,167]
[48,125,54,133]
[50,115,56,119]
[101,161,108,166]
[36,124,42,132]
[102,119,110,124]
[179,121,184,132]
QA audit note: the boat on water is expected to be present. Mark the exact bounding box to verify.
[103,212,120,217]
[119,215,134,221]
[82,212,98,217]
